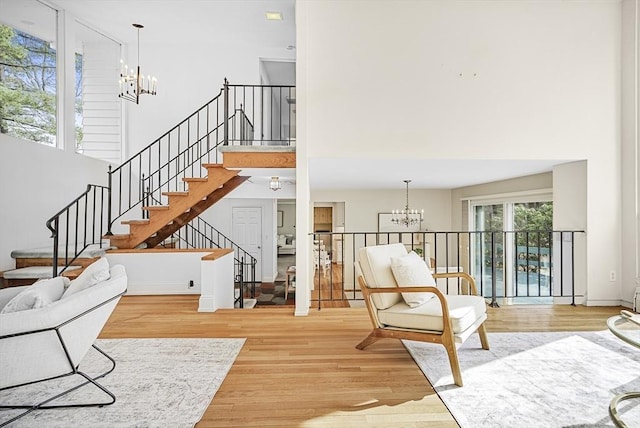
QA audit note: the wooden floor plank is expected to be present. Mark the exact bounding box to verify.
[100,295,622,427]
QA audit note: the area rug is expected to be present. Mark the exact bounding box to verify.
[255,281,294,305]
[403,331,640,428]
[0,338,245,427]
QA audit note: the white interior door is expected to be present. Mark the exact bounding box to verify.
[232,207,262,281]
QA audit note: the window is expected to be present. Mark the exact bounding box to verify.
[0,0,58,145]
[470,195,553,303]
[0,1,122,162]
[73,21,121,162]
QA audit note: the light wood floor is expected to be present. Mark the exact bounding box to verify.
[100,296,622,427]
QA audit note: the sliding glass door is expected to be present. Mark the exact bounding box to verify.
[471,199,553,304]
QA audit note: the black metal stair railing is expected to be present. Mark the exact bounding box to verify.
[45,79,294,284]
[107,88,227,233]
[45,185,109,277]
[106,80,295,233]
[226,83,296,146]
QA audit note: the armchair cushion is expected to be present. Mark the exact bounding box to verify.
[0,276,69,314]
[62,256,110,299]
[358,243,407,309]
[378,294,487,334]
[390,251,436,307]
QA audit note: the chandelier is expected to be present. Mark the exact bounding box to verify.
[391,180,424,227]
[269,176,281,191]
[119,24,157,104]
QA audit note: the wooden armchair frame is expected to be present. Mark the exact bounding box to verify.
[357,271,489,387]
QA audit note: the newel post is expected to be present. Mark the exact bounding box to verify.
[223,78,229,145]
[106,165,113,236]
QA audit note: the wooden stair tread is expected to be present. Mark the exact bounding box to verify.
[121,219,150,225]
[108,234,132,240]
[201,163,224,168]
[143,205,170,211]
[162,191,189,196]
[183,177,207,182]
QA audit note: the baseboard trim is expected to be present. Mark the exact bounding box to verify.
[584,298,626,307]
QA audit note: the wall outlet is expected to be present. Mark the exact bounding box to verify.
[189,280,194,288]
[609,271,616,282]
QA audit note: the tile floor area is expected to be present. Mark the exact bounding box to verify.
[255,255,295,306]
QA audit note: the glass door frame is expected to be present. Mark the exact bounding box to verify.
[467,191,553,304]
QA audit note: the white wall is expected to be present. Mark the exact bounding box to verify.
[311,189,452,233]
[277,201,296,235]
[125,42,295,159]
[301,0,619,161]
[298,0,623,305]
[106,251,208,295]
[0,134,111,271]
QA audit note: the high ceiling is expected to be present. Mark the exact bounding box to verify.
[308,158,567,190]
[6,0,571,190]
[49,0,296,48]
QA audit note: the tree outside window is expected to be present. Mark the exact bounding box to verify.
[0,23,57,145]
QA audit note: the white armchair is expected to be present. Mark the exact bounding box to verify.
[355,243,489,387]
[0,260,127,424]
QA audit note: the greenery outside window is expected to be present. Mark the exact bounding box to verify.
[0,0,58,146]
[0,11,58,146]
[471,195,553,303]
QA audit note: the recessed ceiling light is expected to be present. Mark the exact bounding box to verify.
[265,11,283,20]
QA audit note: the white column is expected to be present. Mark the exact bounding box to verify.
[622,0,640,307]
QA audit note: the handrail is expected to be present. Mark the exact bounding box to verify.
[113,89,225,172]
[309,229,585,309]
[141,111,244,199]
[107,88,226,233]
[224,81,296,146]
[45,184,109,277]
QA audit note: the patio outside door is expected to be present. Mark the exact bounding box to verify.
[472,201,553,303]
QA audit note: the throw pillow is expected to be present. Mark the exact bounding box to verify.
[62,256,110,299]
[0,276,68,314]
[390,251,436,308]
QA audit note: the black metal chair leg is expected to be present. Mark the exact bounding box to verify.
[0,344,117,427]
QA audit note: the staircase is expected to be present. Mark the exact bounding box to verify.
[3,80,296,308]
[109,164,248,249]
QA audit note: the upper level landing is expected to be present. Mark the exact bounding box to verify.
[220,145,295,169]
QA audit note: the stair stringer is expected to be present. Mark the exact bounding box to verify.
[109,166,242,249]
[144,175,250,248]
